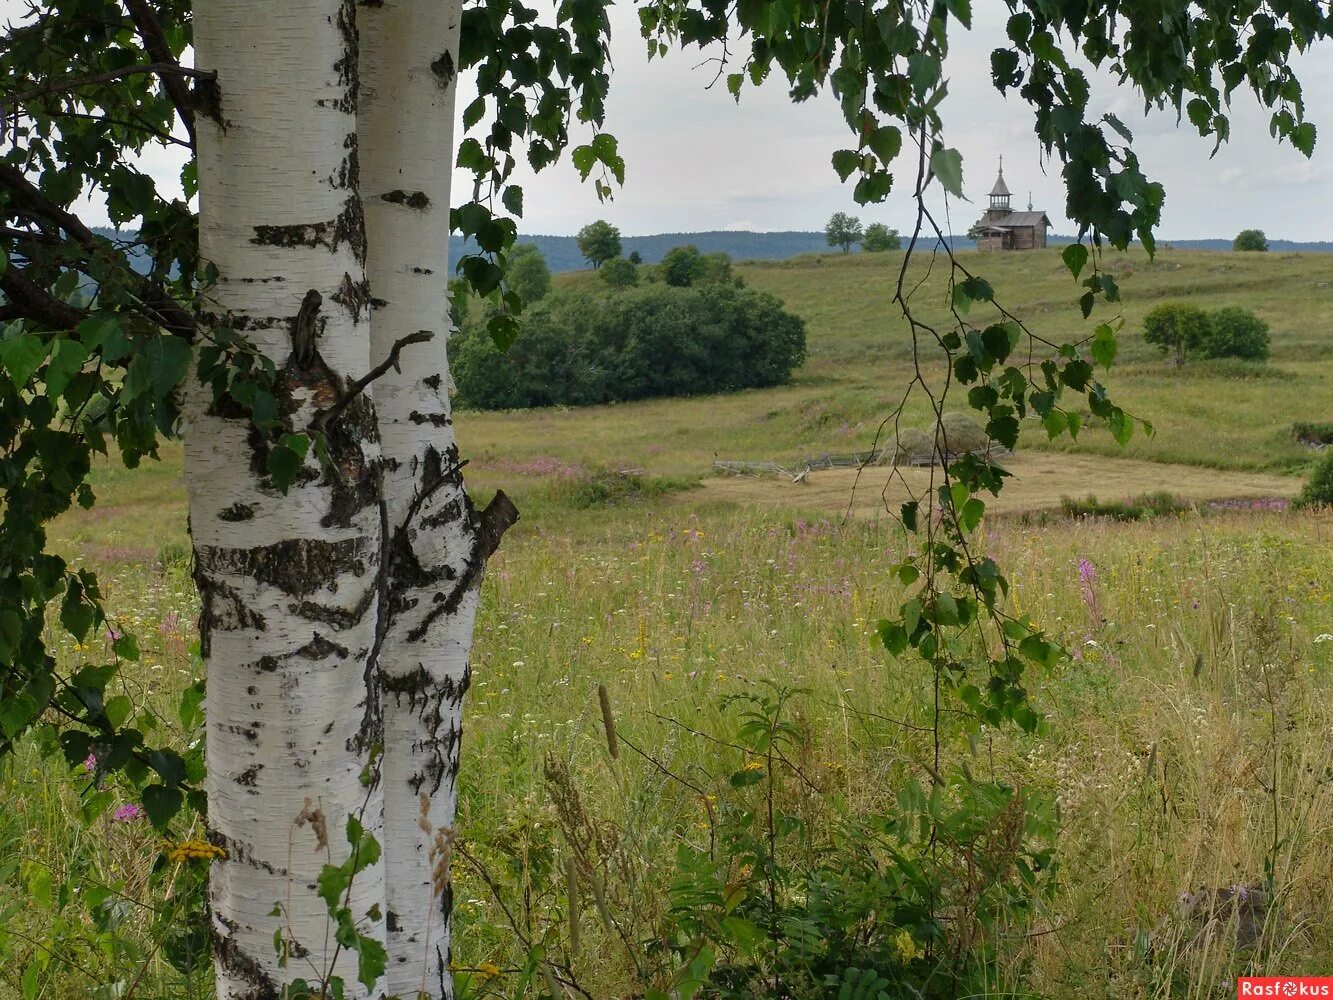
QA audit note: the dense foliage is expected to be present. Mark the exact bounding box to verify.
[1142,302,1271,363]
[452,284,806,409]
[506,243,552,304]
[1233,228,1270,251]
[599,256,639,288]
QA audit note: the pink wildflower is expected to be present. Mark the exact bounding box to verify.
[112,803,143,823]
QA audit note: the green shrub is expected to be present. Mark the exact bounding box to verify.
[453,284,807,409]
[548,466,695,507]
[1142,302,1210,365]
[599,256,639,289]
[1201,306,1270,360]
[1292,421,1333,446]
[1060,492,1190,521]
[862,222,902,251]
[660,244,707,287]
[1295,449,1333,508]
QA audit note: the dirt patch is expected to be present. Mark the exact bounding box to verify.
[697,453,1298,519]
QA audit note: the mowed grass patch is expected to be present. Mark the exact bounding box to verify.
[697,451,1299,519]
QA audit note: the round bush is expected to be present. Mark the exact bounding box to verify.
[1142,302,1210,365]
[1201,306,1270,360]
[1296,449,1333,508]
[599,256,639,289]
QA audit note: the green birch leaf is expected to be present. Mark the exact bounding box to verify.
[1,334,48,389]
[929,147,965,198]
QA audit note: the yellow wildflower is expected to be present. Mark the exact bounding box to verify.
[893,929,919,963]
[164,839,227,863]
[742,760,765,773]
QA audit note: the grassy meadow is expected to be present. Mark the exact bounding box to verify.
[3,246,1333,999]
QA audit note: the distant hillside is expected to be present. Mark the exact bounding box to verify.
[93,226,1332,278]
[452,231,833,272]
[456,231,1333,271]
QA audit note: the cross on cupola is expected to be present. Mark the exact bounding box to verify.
[989,156,1012,213]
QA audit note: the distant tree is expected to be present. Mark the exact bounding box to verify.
[825,212,863,252]
[661,244,707,286]
[1202,306,1270,360]
[1233,228,1269,251]
[1142,302,1210,365]
[862,223,902,252]
[628,250,643,265]
[507,243,552,303]
[600,256,640,288]
[576,220,623,268]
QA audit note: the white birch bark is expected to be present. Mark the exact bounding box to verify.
[360,5,515,996]
[191,3,386,997]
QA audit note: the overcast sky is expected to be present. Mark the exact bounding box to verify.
[16,2,1331,241]
[489,3,1333,241]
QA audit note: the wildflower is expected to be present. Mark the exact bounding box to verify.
[112,803,143,822]
[83,753,97,773]
[893,928,919,963]
[164,839,227,863]
[1077,558,1100,622]
[741,760,765,773]
[1315,634,1333,644]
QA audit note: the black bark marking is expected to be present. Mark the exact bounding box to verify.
[214,915,283,1000]
[331,0,360,113]
[331,271,372,322]
[412,266,435,275]
[386,910,400,932]
[218,502,255,522]
[430,52,454,87]
[380,189,431,210]
[235,764,262,787]
[195,578,267,659]
[222,723,260,744]
[419,497,464,532]
[408,410,451,427]
[250,195,367,267]
[196,537,370,600]
[198,310,286,333]
[291,289,323,369]
[405,489,519,643]
[295,575,377,630]
[333,133,360,191]
[191,75,224,128]
[384,665,470,796]
[248,633,349,673]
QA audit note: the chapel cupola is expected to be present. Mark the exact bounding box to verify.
[988,157,1012,214]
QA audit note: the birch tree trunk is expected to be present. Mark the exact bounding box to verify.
[191,3,515,998]
[360,4,514,995]
[191,3,386,996]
